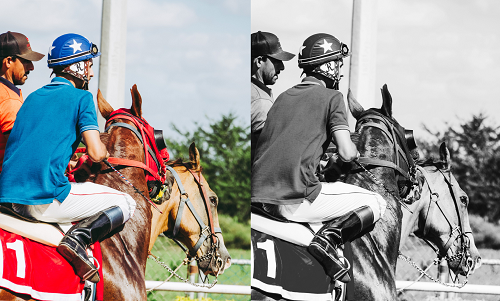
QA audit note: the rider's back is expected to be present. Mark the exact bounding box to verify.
[0,77,98,206]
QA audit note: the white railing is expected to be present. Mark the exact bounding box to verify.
[145,282,250,295]
[396,281,500,295]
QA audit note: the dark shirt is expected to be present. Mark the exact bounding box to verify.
[251,76,349,205]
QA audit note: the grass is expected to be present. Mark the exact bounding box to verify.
[146,237,250,301]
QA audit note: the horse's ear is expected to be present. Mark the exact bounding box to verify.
[130,84,142,118]
[188,142,200,170]
[439,142,451,170]
[97,89,114,120]
[380,84,393,118]
[348,89,364,120]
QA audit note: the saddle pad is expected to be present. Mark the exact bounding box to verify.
[252,229,334,301]
[251,213,315,246]
[0,229,93,301]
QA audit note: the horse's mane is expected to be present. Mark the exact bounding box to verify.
[167,158,202,173]
[417,157,450,172]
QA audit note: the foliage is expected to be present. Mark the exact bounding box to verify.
[218,214,250,249]
[418,113,500,222]
[165,113,251,222]
[469,214,500,249]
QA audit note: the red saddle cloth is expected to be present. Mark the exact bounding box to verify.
[0,228,103,301]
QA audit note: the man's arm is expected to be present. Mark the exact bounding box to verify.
[332,129,359,162]
[81,130,109,162]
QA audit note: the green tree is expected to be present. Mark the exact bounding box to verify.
[165,113,251,222]
[418,114,500,221]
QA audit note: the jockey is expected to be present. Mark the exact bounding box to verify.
[251,33,387,282]
[0,33,136,283]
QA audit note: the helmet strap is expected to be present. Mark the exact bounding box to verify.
[311,60,343,89]
[59,60,90,90]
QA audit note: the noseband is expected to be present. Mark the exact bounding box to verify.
[418,165,472,272]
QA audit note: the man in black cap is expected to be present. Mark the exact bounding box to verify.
[251,31,294,164]
[0,31,44,172]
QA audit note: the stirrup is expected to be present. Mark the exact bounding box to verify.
[308,236,351,283]
[57,236,100,283]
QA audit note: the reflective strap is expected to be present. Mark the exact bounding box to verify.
[106,122,143,145]
[173,197,187,237]
[167,166,210,241]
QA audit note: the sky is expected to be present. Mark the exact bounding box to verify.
[0,0,250,140]
[251,0,500,142]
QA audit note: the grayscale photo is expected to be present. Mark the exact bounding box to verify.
[251,1,500,301]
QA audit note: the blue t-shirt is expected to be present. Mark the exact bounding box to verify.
[0,77,99,205]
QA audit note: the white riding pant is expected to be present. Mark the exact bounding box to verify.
[280,182,387,224]
[13,182,136,224]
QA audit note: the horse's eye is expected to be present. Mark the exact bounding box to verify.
[209,196,218,206]
[460,196,468,206]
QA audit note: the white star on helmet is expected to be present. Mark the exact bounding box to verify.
[68,39,83,54]
[299,45,306,56]
[318,39,333,54]
[48,46,56,56]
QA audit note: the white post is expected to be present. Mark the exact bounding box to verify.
[98,0,127,130]
[349,0,378,128]
[188,260,198,299]
[438,259,449,300]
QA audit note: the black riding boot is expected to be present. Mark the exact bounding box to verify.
[57,206,124,283]
[308,205,375,283]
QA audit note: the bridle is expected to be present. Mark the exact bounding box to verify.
[351,111,418,201]
[417,165,473,276]
[165,164,223,265]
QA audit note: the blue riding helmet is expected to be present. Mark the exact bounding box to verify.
[47,33,100,68]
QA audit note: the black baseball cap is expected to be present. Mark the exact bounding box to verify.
[251,31,295,61]
[0,31,44,61]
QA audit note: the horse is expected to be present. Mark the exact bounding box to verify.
[343,85,421,301]
[400,142,481,281]
[251,85,420,301]
[0,85,231,301]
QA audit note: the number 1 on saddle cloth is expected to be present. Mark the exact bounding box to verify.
[0,206,103,301]
[251,210,349,301]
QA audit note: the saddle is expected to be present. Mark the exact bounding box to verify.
[251,204,347,301]
[0,205,64,246]
[0,204,103,301]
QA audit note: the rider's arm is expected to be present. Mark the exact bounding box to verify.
[332,129,359,162]
[81,130,109,163]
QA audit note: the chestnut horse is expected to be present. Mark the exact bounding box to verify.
[400,142,481,279]
[0,86,231,301]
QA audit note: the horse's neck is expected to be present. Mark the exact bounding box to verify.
[149,187,178,250]
[400,194,426,248]
[400,171,432,247]
[346,168,402,300]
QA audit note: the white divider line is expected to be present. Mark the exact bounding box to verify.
[396,281,500,295]
[481,259,500,265]
[145,282,250,295]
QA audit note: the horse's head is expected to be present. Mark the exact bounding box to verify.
[150,143,231,276]
[407,142,481,277]
[348,84,418,201]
